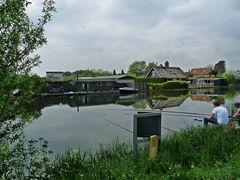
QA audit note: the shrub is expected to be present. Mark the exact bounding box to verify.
[135,78,167,83]
[149,80,188,90]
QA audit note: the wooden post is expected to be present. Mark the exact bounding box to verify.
[149,135,158,160]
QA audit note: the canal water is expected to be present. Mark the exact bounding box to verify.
[23,88,240,155]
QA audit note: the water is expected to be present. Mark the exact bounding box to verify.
[20,89,240,155]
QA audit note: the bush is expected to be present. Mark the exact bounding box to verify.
[149,80,188,90]
[135,77,167,83]
[221,72,239,85]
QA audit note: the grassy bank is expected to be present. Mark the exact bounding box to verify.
[46,126,240,179]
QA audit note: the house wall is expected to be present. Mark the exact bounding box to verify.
[135,82,147,91]
[117,79,135,84]
[147,69,159,78]
[189,79,223,88]
[74,81,119,92]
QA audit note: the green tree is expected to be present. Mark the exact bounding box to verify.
[128,60,147,77]
[214,60,226,75]
[0,0,56,74]
[0,1,56,178]
[146,61,157,73]
[64,71,71,76]
[0,0,55,121]
[221,72,237,85]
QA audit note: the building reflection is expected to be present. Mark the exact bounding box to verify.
[146,96,188,110]
[189,88,227,103]
[31,93,147,113]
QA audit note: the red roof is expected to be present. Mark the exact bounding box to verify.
[191,68,212,75]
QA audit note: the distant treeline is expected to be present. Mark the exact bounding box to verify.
[63,69,113,78]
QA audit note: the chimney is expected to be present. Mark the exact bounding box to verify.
[165,61,169,67]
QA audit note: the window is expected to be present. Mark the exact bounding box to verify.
[97,82,102,86]
[152,70,156,77]
[106,82,112,86]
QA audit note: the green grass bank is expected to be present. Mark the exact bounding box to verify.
[46,126,240,179]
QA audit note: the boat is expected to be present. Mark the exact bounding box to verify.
[119,87,138,94]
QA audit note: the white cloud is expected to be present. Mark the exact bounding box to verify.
[30,0,240,75]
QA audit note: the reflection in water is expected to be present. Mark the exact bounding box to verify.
[2,89,240,177]
[146,96,187,109]
[32,93,147,112]
[146,90,188,110]
[0,102,52,178]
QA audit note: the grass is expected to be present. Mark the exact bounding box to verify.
[45,126,240,179]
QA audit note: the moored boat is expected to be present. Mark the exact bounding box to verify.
[119,87,138,94]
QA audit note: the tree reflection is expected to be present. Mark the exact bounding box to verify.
[0,74,51,179]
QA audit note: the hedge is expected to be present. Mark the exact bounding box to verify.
[135,77,167,83]
[149,80,188,90]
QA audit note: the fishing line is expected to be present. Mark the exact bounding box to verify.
[98,114,133,134]
[105,108,209,116]
[98,114,179,134]
[161,113,205,118]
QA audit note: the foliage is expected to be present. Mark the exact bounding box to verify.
[186,71,193,78]
[0,137,53,179]
[0,1,55,178]
[0,0,55,121]
[220,71,240,85]
[136,77,167,83]
[128,61,158,77]
[46,126,240,179]
[0,0,56,74]
[0,73,43,122]
[149,80,188,90]
[214,60,226,75]
[149,90,189,99]
[146,61,157,73]
[128,60,147,77]
[132,100,147,109]
[63,69,112,80]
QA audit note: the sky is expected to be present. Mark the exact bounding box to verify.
[28,0,240,76]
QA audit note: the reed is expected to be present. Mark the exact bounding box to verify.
[47,126,240,179]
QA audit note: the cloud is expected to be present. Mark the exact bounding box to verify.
[29,0,240,75]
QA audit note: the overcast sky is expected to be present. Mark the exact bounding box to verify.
[29,0,240,76]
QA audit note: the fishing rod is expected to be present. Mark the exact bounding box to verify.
[162,110,208,116]
[161,113,206,118]
[105,108,209,117]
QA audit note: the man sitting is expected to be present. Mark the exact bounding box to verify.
[204,99,229,125]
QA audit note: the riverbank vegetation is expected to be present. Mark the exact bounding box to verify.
[2,125,240,179]
[62,69,113,81]
[45,126,240,179]
[148,80,188,90]
[0,0,56,179]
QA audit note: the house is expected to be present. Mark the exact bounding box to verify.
[46,71,64,79]
[190,67,213,76]
[70,75,136,92]
[189,78,226,88]
[145,61,186,80]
